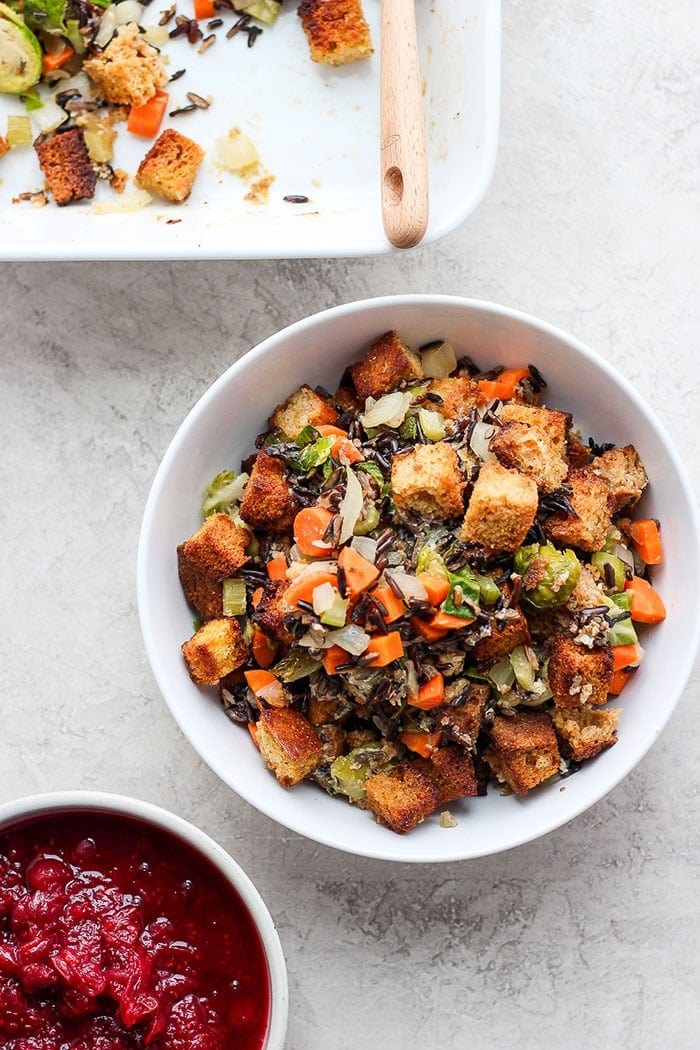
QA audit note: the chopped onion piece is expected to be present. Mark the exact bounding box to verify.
[418,408,446,442]
[338,468,363,545]
[31,100,68,136]
[609,540,635,575]
[114,3,145,27]
[421,340,457,378]
[286,558,338,581]
[405,659,419,699]
[92,190,153,214]
[360,391,413,429]
[351,535,377,562]
[469,421,497,461]
[94,7,117,48]
[385,571,428,603]
[142,24,169,45]
[325,624,370,656]
[312,581,336,616]
[216,129,259,174]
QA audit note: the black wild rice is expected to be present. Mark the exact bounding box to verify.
[283,195,310,203]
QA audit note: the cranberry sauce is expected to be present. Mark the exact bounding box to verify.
[0,811,271,1049]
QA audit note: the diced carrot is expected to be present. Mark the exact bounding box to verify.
[244,669,278,695]
[193,0,216,17]
[42,43,74,75]
[399,730,443,759]
[127,90,169,139]
[293,506,335,557]
[247,722,259,748]
[371,585,406,624]
[332,437,363,464]
[338,545,380,599]
[266,557,288,581]
[417,572,450,606]
[410,673,445,710]
[251,627,278,669]
[612,642,644,672]
[477,368,531,403]
[284,571,338,610]
[316,425,349,438]
[625,576,666,624]
[628,519,663,565]
[430,610,474,631]
[244,669,287,707]
[322,645,351,675]
[609,666,638,696]
[251,586,264,608]
[364,631,404,667]
[410,616,448,642]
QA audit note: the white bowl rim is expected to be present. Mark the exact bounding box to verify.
[0,790,288,1049]
[138,293,700,863]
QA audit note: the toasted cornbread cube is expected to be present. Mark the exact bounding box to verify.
[483,711,560,795]
[391,441,465,521]
[365,762,438,833]
[414,745,479,805]
[333,384,363,414]
[179,513,250,580]
[350,331,423,401]
[471,606,531,663]
[83,23,168,107]
[35,129,96,207]
[491,421,568,494]
[239,451,298,534]
[307,693,352,726]
[315,724,347,763]
[550,705,621,761]
[256,708,323,787]
[270,384,338,440]
[177,551,223,621]
[548,634,614,708]
[135,129,204,204]
[252,580,294,643]
[566,564,608,614]
[590,445,648,513]
[427,377,481,421]
[500,403,571,458]
[181,618,248,686]
[298,0,373,66]
[566,430,592,469]
[545,468,613,552]
[461,460,538,552]
[440,683,490,748]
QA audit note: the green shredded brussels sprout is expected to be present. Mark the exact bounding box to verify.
[514,542,581,609]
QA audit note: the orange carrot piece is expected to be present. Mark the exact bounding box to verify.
[251,586,264,608]
[251,627,278,669]
[477,368,531,402]
[247,722,259,748]
[371,585,406,624]
[625,576,666,624]
[244,669,278,695]
[316,424,349,438]
[628,519,663,565]
[284,571,338,610]
[293,506,335,557]
[609,666,638,696]
[430,610,474,631]
[266,557,288,581]
[410,673,445,710]
[332,437,363,464]
[42,43,74,75]
[244,669,287,707]
[364,631,404,667]
[193,0,216,17]
[322,645,351,675]
[399,730,443,759]
[127,90,169,139]
[417,573,450,606]
[612,643,644,672]
[410,616,449,642]
[338,546,380,599]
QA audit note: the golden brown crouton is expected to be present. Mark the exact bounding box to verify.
[179,513,250,580]
[566,430,591,469]
[440,683,490,748]
[333,384,363,414]
[307,692,352,726]
[391,441,466,520]
[177,550,223,621]
[461,460,538,552]
[350,331,424,401]
[181,617,248,686]
[298,0,373,66]
[483,711,560,794]
[239,451,299,534]
[590,445,648,513]
[548,634,614,708]
[414,745,479,804]
[545,468,614,552]
[365,762,439,833]
[135,128,204,204]
[35,129,96,206]
[314,724,347,763]
[471,606,531,663]
[252,579,294,643]
[566,563,608,614]
[255,707,323,787]
[427,377,481,421]
[83,23,168,106]
[550,704,621,761]
[491,421,568,494]
[269,384,338,439]
[500,403,572,458]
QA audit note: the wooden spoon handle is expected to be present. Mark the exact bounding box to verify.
[380,0,429,249]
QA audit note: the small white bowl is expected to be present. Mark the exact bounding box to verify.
[138,295,700,863]
[0,791,288,1049]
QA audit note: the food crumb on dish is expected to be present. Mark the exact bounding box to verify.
[439,810,458,828]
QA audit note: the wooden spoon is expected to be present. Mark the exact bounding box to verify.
[380,0,429,249]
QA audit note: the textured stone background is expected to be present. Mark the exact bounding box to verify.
[1,2,698,1047]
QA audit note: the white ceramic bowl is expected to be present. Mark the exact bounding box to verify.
[138,295,700,863]
[0,791,288,1048]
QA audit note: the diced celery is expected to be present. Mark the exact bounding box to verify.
[242,0,281,24]
[591,551,626,594]
[476,573,501,605]
[272,650,321,683]
[6,114,31,146]
[353,504,380,536]
[222,578,247,617]
[607,614,638,647]
[509,645,535,692]
[418,408,446,442]
[320,591,349,628]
